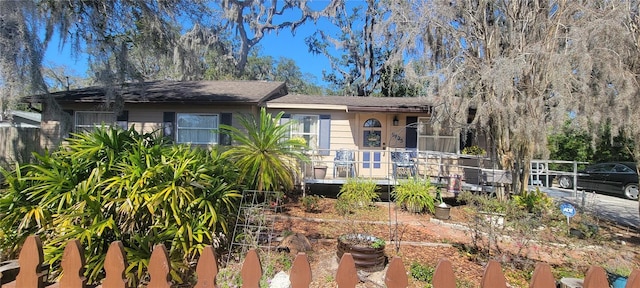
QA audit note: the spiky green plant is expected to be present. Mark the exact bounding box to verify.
[337,178,380,210]
[0,126,241,285]
[392,178,436,213]
[220,108,308,192]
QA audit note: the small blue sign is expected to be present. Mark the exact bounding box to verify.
[560,202,576,218]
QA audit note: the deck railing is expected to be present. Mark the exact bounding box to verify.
[1,235,638,287]
[301,149,587,192]
[302,148,493,181]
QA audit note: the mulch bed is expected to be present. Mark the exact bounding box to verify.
[259,197,640,287]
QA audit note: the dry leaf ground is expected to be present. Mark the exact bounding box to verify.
[260,197,640,287]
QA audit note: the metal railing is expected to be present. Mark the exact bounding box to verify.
[296,150,590,195]
[297,148,512,196]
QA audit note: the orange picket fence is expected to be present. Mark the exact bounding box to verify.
[1,235,639,288]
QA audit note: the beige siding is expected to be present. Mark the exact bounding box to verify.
[44,103,257,145]
[266,109,431,179]
[326,113,357,149]
[266,108,358,149]
[107,104,255,135]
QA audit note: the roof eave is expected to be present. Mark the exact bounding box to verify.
[264,103,349,111]
[257,82,288,104]
[346,106,432,113]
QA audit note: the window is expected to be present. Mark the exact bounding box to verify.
[417,117,458,153]
[363,118,382,147]
[176,113,219,144]
[587,163,615,173]
[75,111,116,132]
[282,113,330,155]
[614,164,634,173]
[291,114,319,149]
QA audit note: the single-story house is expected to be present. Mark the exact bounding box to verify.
[27,80,494,188]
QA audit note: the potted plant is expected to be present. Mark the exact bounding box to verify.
[334,178,386,271]
[392,178,436,213]
[310,150,328,179]
[336,233,387,272]
[432,186,453,220]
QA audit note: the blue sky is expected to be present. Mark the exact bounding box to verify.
[42,1,363,85]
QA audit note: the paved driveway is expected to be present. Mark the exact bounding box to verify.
[537,186,639,229]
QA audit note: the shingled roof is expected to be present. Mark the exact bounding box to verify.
[27,80,435,112]
[264,94,433,112]
[30,80,287,104]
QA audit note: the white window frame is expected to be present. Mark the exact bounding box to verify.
[417,117,459,153]
[176,113,219,145]
[75,111,116,132]
[290,114,320,150]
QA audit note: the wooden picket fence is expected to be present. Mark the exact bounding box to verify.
[1,235,639,288]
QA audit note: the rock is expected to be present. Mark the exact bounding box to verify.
[269,271,291,288]
[279,233,312,254]
[558,277,583,288]
[366,269,387,287]
[357,270,370,282]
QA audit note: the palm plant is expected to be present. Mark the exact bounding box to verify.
[0,126,241,285]
[221,107,308,192]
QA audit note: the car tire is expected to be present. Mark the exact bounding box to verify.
[623,183,639,200]
[558,176,573,189]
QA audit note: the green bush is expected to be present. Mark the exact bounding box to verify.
[0,126,241,285]
[392,178,436,213]
[513,187,554,215]
[457,191,509,214]
[337,178,380,210]
[300,194,322,212]
[410,262,435,283]
[461,145,486,156]
[335,197,353,216]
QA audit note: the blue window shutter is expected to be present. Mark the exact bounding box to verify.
[406,116,417,148]
[220,113,232,146]
[319,115,331,155]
